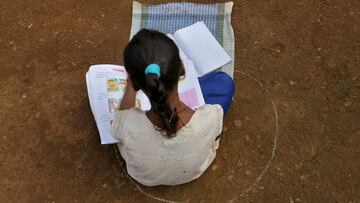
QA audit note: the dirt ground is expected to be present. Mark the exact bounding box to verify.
[0,0,359,202]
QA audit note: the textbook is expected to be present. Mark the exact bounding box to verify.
[86,21,231,144]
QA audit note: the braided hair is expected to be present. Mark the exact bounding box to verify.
[123,29,182,137]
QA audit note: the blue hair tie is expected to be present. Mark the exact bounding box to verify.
[144,64,161,78]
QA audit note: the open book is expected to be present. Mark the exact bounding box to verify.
[86,21,231,144]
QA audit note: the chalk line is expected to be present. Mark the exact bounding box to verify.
[234,70,264,88]
[229,99,279,202]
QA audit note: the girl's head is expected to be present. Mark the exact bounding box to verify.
[123,29,183,137]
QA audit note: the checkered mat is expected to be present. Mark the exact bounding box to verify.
[130,1,235,78]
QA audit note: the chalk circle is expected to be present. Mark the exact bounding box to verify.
[113,71,279,203]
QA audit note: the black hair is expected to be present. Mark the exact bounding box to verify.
[123,29,182,137]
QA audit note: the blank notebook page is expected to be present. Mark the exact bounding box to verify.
[173,21,231,76]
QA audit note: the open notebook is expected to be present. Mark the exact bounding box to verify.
[86,21,231,144]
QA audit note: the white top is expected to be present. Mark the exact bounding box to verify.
[110,104,223,186]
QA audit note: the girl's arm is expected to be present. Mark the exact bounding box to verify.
[119,78,137,110]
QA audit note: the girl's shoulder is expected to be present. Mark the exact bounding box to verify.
[194,104,224,125]
[120,107,145,116]
[195,104,223,116]
[111,108,147,142]
[189,104,224,139]
[113,108,146,124]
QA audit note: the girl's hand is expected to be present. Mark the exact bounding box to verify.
[120,77,137,110]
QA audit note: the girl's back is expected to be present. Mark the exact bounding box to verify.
[112,104,223,186]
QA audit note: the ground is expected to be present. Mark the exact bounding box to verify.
[0,0,359,202]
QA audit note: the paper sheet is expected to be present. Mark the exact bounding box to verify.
[173,21,231,77]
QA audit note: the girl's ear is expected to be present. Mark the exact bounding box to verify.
[180,62,185,77]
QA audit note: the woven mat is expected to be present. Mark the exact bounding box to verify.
[129,1,235,78]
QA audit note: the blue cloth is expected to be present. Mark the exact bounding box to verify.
[198,71,235,114]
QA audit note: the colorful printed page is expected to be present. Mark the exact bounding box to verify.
[86,64,151,144]
[173,21,232,77]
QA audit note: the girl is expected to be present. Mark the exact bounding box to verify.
[111,29,235,186]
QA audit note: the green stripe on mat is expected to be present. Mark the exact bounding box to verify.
[140,4,148,29]
[216,3,225,45]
